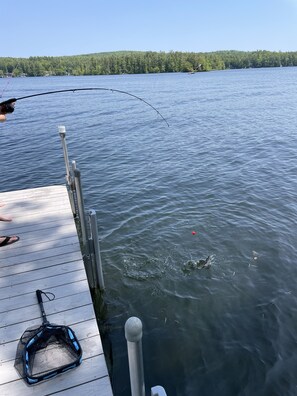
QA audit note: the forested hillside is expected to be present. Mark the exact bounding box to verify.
[0,50,296,77]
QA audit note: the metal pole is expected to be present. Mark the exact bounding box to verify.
[72,160,77,172]
[67,160,77,216]
[58,125,71,185]
[58,126,77,215]
[74,168,88,247]
[89,209,105,290]
[125,317,145,396]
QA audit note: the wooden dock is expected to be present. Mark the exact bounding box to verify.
[0,185,113,395]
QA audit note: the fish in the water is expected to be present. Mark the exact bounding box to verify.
[182,256,211,273]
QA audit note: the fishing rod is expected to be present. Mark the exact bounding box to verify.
[0,87,169,126]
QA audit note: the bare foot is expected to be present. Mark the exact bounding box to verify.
[0,215,12,222]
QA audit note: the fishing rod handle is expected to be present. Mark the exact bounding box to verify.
[36,289,48,324]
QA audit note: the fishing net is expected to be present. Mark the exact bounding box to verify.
[14,290,83,385]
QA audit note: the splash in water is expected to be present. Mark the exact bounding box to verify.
[182,255,214,274]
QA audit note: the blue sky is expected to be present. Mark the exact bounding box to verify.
[3,0,297,57]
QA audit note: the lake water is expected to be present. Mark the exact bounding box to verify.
[1,68,297,395]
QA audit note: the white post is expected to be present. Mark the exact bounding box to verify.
[151,386,167,396]
[125,317,145,396]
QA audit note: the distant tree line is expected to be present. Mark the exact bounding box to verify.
[0,50,296,77]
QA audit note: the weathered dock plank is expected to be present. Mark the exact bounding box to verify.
[0,185,113,396]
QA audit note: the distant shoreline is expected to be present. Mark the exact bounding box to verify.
[0,50,296,77]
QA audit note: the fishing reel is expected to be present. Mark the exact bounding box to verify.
[0,98,16,122]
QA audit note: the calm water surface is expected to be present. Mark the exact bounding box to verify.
[1,68,297,395]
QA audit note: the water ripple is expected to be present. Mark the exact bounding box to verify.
[2,69,297,395]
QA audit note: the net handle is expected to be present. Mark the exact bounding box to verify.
[36,289,49,325]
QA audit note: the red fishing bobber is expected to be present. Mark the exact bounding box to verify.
[192,231,197,235]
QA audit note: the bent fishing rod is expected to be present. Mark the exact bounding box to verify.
[0,87,169,126]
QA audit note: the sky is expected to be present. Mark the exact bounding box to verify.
[2,0,297,57]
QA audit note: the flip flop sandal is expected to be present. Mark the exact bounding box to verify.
[0,215,12,222]
[0,236,20,246]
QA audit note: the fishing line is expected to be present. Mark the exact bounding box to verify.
[0,61,21,98]
[0,87,169,126]
[0,78,11,98]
